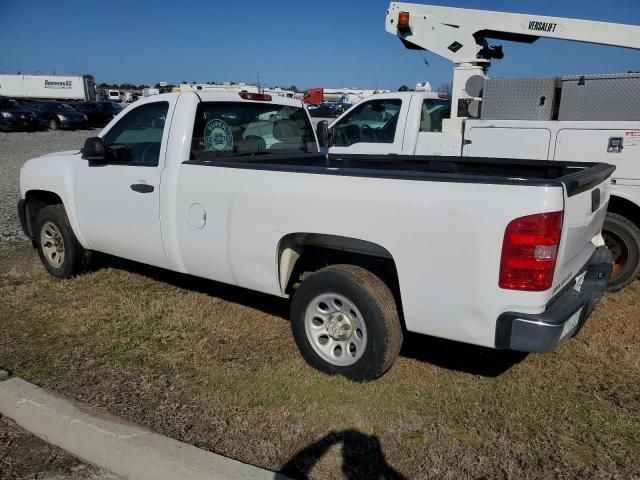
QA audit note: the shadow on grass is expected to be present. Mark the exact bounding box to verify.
[89,252,289,320]
[90,254,526,378]
[281,430,406,480]
[401,332,528,377]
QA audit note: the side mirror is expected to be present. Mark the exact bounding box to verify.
[82,137,106,162]
[316,120,330,148]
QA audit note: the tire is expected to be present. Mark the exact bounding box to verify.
[48,118,59,130]
[603,213,640,292]
[34,204,85,279]
[290,264,403,381]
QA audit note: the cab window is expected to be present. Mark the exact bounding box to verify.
[332,99,402,147]
[420,100,451,133]
[190,101,316,160]
[103,102,168,166]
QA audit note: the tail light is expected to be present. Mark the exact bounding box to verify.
[499,211,564,291]
[239,92,272,101]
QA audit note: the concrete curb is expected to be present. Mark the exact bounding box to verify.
[0,377,289,480]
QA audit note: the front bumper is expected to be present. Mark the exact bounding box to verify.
[1,118,38,131]
[495,248,612,353]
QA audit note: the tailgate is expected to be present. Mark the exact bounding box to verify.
[553,164,615,293]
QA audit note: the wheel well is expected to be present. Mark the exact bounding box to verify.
[24,190,64,239]
[608,196,640,228]
[278,233,402,309]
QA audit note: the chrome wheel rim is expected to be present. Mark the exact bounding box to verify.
[304,293,367,367]
[40,222,65,268]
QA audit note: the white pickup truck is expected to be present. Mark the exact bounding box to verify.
[18,91,613,380]
[325,90,640,291]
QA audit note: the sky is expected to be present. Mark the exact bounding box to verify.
[1,0,639,91]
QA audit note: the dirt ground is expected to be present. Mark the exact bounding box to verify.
[0,244,638,480]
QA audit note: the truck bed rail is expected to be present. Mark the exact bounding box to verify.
[184,153,615,195]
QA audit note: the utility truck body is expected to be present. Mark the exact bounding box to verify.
[18,91,613,380]
[325,3,640,291]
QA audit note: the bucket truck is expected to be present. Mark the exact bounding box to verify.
[324,3,640,291]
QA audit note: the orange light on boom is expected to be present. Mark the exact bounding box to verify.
[398,11,410,27]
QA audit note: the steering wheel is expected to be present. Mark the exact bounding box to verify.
[360,124,376,142]
[343,124,361,145]
[141,143,160,165]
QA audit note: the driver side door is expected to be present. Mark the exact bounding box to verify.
[75,100,172,269]
[328,98,408,155]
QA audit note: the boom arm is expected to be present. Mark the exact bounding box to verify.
[386,2,640,130]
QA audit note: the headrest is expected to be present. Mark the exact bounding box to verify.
[273,119,302,141]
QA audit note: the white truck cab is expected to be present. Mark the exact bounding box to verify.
[329,91,461,157]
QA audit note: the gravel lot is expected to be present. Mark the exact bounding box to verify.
[0,130,93,248]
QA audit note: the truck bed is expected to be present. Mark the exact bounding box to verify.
[184,153,615,197]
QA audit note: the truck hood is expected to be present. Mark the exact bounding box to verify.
[54,112,85,121]
[40,150,81,157]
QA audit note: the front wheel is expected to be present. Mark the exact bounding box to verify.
[35,205,86,278]
[603,213,640,292]
[290,265,403,381]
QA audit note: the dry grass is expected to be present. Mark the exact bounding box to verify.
[0,244,639,479]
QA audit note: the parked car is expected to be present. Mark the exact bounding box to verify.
[107,90,122,103]
[0,96,39,131]
[96,101,124,115]
[17,91,614,380]
[30,102,88,130]
[75,101,122,127]
[309,103,351,118]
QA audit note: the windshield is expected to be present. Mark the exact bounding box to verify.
[190,101,317,160]
[0,99,12,109]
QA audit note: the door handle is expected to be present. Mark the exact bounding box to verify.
[130,183,154,193]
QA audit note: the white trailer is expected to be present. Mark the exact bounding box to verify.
[0,74,96,102]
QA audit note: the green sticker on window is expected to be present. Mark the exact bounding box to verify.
[203,119,233,152]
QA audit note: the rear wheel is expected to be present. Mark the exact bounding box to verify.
[290,264,402,381]
[48,118,59,130]
[602,213,640,292]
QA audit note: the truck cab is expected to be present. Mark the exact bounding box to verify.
[329,91,460,157]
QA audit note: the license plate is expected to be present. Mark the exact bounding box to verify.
[561,308,583,339]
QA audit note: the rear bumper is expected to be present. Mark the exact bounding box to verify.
[495,248,612,353]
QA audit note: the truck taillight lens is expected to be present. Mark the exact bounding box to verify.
[239,92,272,101]
[499,211,563,292]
